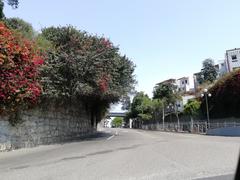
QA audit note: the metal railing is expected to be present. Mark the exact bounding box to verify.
[139,121,240,134]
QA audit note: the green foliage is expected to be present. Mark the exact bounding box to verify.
[35,34,53,51]
[0,1,3,19]
[129,92,153,121]
[152,99,163,120]
[184,99,201,117]
[0,0,19,19]
[4,18,52,51]
[153,81,180,104]
[152,99,163,112]
[40,26,135,103]
[6,0,18,8]
[4,17,35,39]
[201,58,217,83]
[112,117,123,127]
[40,26,135,124]
[207,69,240,118]
[195,72,204,85]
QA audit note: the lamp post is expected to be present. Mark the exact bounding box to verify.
[175,103,180,131]
[167,103,174,121]
[162,101,165,130]
[201,89,211,128]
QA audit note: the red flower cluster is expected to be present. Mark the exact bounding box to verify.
[98,74,110,93]
[101,38,112,48]
[0,22,44,113]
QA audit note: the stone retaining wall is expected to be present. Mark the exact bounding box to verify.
[0,103,94,151]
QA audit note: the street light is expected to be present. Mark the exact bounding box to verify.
[201,89,211,128]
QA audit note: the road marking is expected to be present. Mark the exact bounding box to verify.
[107,135,115,140]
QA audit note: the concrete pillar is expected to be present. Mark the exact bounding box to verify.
[129,119,133,129]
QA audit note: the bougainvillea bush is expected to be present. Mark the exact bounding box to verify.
[205,69,240,118]
[0,22,44,115]
[40,26,135,123]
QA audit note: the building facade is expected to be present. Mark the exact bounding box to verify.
[156,77,196,113]
[177,76,195,94]
[215,59,227,77]
[225,48,240,72]
[176,95,196,112]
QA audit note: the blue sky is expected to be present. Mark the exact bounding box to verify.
[4,0,240,110]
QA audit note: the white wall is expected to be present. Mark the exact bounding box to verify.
[226,49,240,72]
[177,76,195,93]
[177,95,195,112]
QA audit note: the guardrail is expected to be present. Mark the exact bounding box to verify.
[139,121,240,134]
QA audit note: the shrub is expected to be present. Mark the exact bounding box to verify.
[112,117,123,127]
[40,26,135,123]
[0,22,44,115]
[206,69,240,118]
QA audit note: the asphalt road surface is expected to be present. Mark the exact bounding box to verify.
[0,128,239,180]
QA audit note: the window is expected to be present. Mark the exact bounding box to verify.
[182,81,184,84]
[231,55,237,60]
[185,80,188,84]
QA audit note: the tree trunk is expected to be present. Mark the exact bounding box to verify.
[175,106,180,131]
[162,106,165,130]
[190,116,194,133]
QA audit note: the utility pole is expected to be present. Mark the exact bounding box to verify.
[201,89,211,129]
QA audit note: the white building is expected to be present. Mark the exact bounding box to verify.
[215,59,228,77]
[176,76,195,93]
[157,78,196,113]
[176,95,196,112]
[225,48,240,72]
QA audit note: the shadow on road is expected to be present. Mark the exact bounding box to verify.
[58,131,114,145]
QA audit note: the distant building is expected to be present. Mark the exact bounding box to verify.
[176,76,195,94]
[177,95,196,112]
[193,59,228,91]
[225,48,240,72]
[156,77,196,112]
[157,78,177,85]
[215,59,228,77]
[193,72,202,91]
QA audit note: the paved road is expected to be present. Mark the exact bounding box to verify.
[0,128,239,180]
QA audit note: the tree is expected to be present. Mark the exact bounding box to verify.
[0,22,44,116]
[128,92,153,121]
[4,18,52,51]
[206,69,240,118]
[111,117,123,127]
[184,99,201,132]
[6,0,18,8]
[153,80,181,123]
[0,0,19,19]
[153,81,179,104]
[152,99,163,120]
[184,99,201,120]
[4,17,35,39]
[201,58,217,83]
[40,26,136,124]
